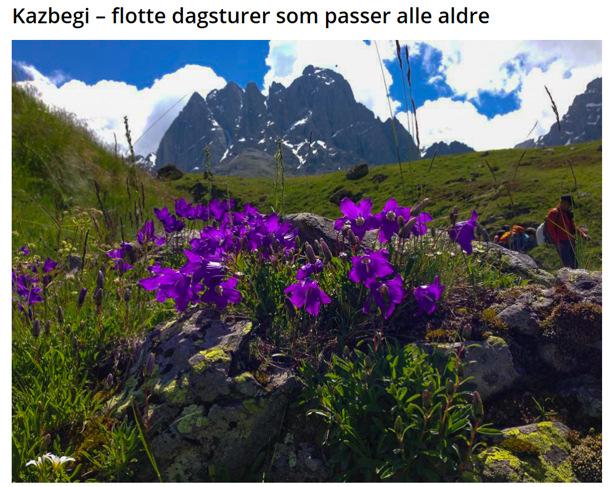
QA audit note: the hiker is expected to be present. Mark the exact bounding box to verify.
[544,195,587,269]
[495,224,532,252]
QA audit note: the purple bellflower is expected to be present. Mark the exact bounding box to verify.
[413,275,445,315]
[334,198,374,240]
[448,210,479,254]
[349,249,394,285]
[284,279,331,317]
[154,207,185,233]
[363,274,404,319]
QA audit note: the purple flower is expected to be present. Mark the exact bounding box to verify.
[154,207,185,233]
[106,243,134,274]
[375,198,411,243]
[181,250,227,285]
[349,249,394,285]
[19,245,30,256]
[137,219,165,246]
[448,210,479,254]
[140,266,195,312]
[12,271,43,308]
[42,258,58,274]
[209,199,234,221]
[334,198,374,240]
[284,280,331,317]
[411,211,433,237]
[201,277,241,309]
[297,259,324,280]
[363,274,404,319]
[413,276,445,315]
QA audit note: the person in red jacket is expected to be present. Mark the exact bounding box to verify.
[546,195,586,268]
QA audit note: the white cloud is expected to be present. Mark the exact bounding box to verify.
[394,41,601,150]
[412,60,601,150]
[263,40,400,120]
[16,63,226,155]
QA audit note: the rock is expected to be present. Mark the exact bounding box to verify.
[345,163,369,180]
[110,311,297,481]
[156,164,184,180]
[286,212,377,253]
[268,433,329,481]
[555,268,601,305]
[477,242,555,286]
[557,375,602,420]
[427,336,520,401]
[497,303,539,336]
[328,187,361,205]
[478,421,576,482]
[371,173,388,184]
[286,213,345,253]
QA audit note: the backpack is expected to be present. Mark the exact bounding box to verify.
[537,219,554,245]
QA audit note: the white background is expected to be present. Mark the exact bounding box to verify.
[2,0,609,484]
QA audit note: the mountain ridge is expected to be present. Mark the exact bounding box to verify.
[156,65,420,175]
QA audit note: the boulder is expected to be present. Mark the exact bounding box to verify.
[555,268,602,305]
[345,163,369,180]
[427,336,520,401]
[110,310,297,481]
[268,433,329,482]
[478,421,576,482]
[497,303,539,336]
[328,187,361,205]
[557,375,602,420]
[156,164,184,180]
[477,242,555,286]
[286,213,345,253]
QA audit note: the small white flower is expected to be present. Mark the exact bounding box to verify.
[26,452,75,470]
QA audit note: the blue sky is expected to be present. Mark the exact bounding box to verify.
[12,40,601,153]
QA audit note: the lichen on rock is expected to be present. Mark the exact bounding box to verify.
[478,421,576,482]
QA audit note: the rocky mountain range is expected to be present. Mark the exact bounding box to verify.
[155,65,420,175]
[515,77,601,149]
[422,141,474,159]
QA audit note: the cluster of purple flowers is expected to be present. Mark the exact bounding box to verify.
[12,250,58,316]
[334,197,432,244]
[139,199,297,312]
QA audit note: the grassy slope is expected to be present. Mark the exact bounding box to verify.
[12,87,180,254]
[172,141,602,270]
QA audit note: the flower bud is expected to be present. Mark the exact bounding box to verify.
[123,288,131,302]
[44,320,51,335]
[57,306,64,324]
[77,287,87,308]
[96,269,105,290]
[411,198,430,216]
[422,389,432,408]
[304,242,317,264]
[446,379,456,396]
[319,239,333,263]
[400,217,417,238]
[105,373,114,389]
[32,319,41,338]
[347,229,359,246]
[94,288,103,307]
[144,352,155,377]
[472,391,484,419]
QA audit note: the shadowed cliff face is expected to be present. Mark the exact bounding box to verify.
[516,77,602,149]
[156,65,420,175]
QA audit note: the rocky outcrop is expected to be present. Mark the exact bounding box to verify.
[155,65,420,174]
[518,78,602,149]
[476,242,555,286]
[110,311,296,481]
[345,163,369,180]
[422,140,474,159]
[478,421,576,482]
[427,336,520,401]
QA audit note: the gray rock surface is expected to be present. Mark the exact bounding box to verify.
[110,311,296,481]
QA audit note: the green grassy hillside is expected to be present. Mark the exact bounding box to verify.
[12,87,179,254]
[172,141,602,270]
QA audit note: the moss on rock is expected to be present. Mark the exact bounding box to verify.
[478,421,576,482]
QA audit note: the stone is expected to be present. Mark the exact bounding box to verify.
[477,242,555,286]
[268,433,329,482]
[286,213,346,253]
[427,336,520,401]
[557,375,602,420]
[345,163,369,180]
[110,310,297,481]
[497,303,539,336]
[555,268,602,305]
[156,164,184,180]
[478,421,576,482]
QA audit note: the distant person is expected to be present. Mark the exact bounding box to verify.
[545,195,587,269]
